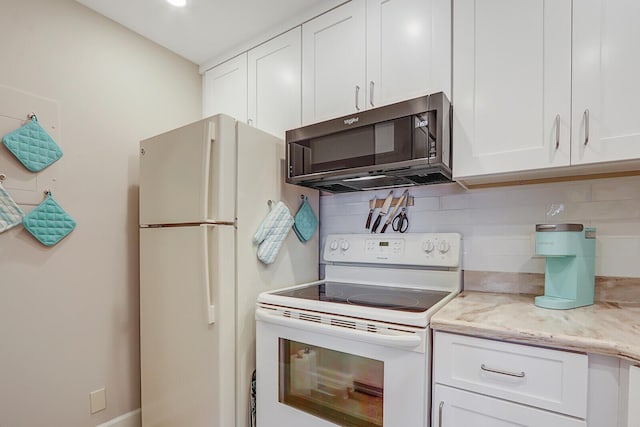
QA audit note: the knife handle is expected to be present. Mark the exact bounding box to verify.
[365,211,373,229]
[371,214,382,233]
[380,222,389,233]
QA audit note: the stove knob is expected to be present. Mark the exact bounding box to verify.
[438,240,451,254]
[329,240,339,251]
[340,240,350,251]
[422,240,435,253]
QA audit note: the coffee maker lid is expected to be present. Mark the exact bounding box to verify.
[536,224,584,232]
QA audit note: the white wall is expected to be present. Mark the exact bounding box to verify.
[0,1,201,426]
[320,175,640,278]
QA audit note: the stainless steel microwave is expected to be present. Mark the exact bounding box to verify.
[286,92,452,192]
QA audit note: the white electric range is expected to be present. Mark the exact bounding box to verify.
[256,233,462,427]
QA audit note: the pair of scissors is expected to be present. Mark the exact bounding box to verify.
[392,195,409,233]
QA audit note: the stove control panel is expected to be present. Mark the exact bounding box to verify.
[324,233,461,267]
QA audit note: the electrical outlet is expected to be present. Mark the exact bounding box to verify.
[530,232,542,258]
[90,388,106,414]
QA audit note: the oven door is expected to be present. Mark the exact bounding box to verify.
[256,306,430,427]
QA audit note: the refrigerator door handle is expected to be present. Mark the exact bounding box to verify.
[201,224,216,325]
[202,121,216,220]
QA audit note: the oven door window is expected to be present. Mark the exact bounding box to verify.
[279,338,384,427]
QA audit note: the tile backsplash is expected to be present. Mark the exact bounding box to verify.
[319,175,640,278]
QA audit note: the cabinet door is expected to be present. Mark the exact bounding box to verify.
[433,384,586,427]
[452,0,572,179]
[203,54,248,121]
[302,0,366,125]
[248,27,302,139]
[366,0,451,108]
[572,0,640,165]
[629,365,640,427]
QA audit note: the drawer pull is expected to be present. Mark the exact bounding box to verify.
[438,401,444,427]
[481,364,525,378]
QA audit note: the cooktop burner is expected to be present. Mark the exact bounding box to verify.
[273,281,450,313]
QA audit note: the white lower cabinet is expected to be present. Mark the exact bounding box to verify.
[629,365,640,427]
[433,384,585,427]
[433,332,589,426]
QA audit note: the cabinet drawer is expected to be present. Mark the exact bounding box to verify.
[433,384,586,427]
[434,332,588,418]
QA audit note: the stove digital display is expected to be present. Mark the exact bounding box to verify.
[379,241,389,247]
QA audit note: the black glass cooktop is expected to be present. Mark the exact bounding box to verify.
[273,282,450,313]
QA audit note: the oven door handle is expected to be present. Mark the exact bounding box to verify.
[255,309,422,349]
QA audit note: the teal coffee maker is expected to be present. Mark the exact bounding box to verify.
[535,224,596,309]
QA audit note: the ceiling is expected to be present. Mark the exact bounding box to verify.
[76,0,343,66]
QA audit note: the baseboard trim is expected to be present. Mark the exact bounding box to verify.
[96,409,141,427]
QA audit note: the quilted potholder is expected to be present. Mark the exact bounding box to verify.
[2,116,63,172]
[293,196,318,242]
[22,193,76,246]
[0,183,24,233]
[253,201,293,265]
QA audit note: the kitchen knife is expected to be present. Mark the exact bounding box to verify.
[380,190,408,233]
[371,191,394,233]
[365,196,376,229]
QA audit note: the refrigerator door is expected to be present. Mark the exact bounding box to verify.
[140,224,236,427]
[139,114,237,225]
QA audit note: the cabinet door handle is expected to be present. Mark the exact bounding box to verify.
[438,401,444,427]
[369,81,375,107]
[355,85,361,111]
[555,114,560,150]
[481,363,525,378]
[583,109,590,146]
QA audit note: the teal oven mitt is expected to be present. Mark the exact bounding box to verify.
[22,192,76,246]
[293,196,318,242]
[2,115,63,172]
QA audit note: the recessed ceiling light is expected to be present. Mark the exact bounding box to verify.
[166,0,186,7]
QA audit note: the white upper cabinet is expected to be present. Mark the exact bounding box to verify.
[302,0,451,125]
[453,0,572,179]
[367,0,451,108]
[572,0,640,165]
[248,27,302,139]
[302,0,367,125]
[203,54,248,122]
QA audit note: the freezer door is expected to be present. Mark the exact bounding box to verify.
[139,114,237,225]
[140,224,236,427]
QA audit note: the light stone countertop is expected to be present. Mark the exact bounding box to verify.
[430,291,640,363]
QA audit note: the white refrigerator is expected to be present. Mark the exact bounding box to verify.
[139,114,319,427]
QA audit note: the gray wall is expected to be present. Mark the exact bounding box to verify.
[0,0,202,425]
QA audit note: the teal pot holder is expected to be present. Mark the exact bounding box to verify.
[2,115,63,172]
[22,192,76,246]
[293,196,318,242]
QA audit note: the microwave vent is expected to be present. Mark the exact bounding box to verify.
[405,173,451,185]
